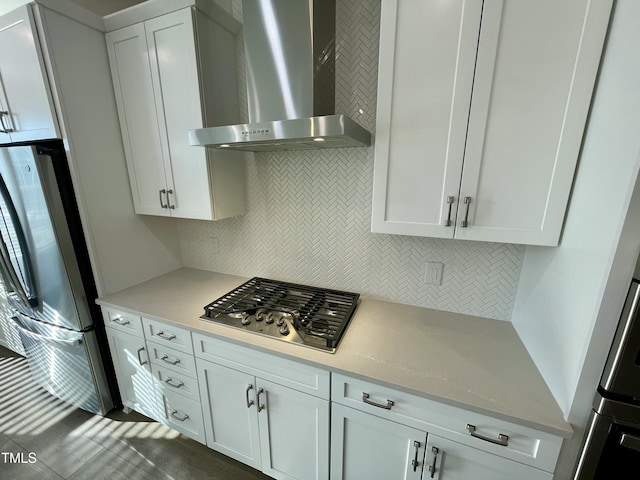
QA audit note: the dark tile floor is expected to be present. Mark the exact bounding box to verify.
[0,345,271,480]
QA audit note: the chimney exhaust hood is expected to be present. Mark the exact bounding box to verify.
[188,0,372,151]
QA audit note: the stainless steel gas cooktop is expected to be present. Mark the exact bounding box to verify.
[201,277,359,353]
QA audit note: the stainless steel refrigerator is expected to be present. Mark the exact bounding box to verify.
[0,141,114,415]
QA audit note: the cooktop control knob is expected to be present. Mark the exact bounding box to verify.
[276,316,284,327]
[265,312,275,324]
[241,314,251,326]
[279,324,290,336]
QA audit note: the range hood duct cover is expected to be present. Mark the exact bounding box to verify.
[189,0,372,151]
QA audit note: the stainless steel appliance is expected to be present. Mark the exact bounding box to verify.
[573,278,640,478]
[201,277,359,352]
[189,0,372,151]
[0,141,114,415]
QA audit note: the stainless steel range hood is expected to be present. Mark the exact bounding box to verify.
[188,0,372,151]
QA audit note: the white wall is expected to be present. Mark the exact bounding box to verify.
[512,0,640,477]
[35,4,183,295]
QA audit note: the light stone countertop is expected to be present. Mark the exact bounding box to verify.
[96,267,573,437]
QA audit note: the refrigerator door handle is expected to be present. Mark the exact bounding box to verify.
[12,317,83,348]
[0,173,39,307]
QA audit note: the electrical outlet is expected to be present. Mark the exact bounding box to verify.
[425,261,444,285]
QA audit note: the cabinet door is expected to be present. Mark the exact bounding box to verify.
[457,0,612,245]
[425,434,552,480]
[196,359,262,470]
[257,379,329,480]
[105,327,158,419]
[371,0,482,238]
[105,23,170,217]
[331,403,427,480]
[145,8,214,220]
[0,6,58,143]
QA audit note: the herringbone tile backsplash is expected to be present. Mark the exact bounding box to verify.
[177,0,525,321]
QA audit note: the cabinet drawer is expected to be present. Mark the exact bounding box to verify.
[102,308,143,336]
[147,341,197,378]
[193,333,330,399]
[332,373,562,473]
[143,317,193,354]
[152,363,200,402]
[160,388,205,445]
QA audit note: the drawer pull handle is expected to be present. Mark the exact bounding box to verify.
[444,196,454,226]
[170,410,189,422]
[156,331,176,341]
[112,316,130,326]
[428,446,439,478]
[246,384,255,408]
[411,440,421,472]
[136,347,147,366]
[160,354,180,365]
[164,377,184,388]
[466,424,509,446]
[257,387,265,412]
[362,392,394,410]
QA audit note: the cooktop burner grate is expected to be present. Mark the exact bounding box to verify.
[201,277,359,352]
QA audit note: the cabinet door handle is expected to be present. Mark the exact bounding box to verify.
[0,111,13,133]
[428,446,439,478]
[156,331,176,341]
[159,189,168,208]
[111,315,130,326]
[362,392,394,410]
[170,409,189,422]
[460,196,471,227]
[466,424,509,446]
[257,387,265,412]
[246,384,255,408]
[164,377,184,389]
[160,354,180,365]
[167,189,175,209]
[136,347,147,366]
[444,196,455,227]
[411,440,421,472]
[159,188,168,208]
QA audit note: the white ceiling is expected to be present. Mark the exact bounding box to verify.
[68,0,145,16]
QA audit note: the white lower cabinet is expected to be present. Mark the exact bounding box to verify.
[331,403,427,480]
[149,340,206,445]
[158,388,205,444]
[197,360,261,468]
[101,308,563,479]
[197,358,330,480]
[104,325,158,420]
[257,379,329,480]
[425,434,553,480]
[331,405,553,480]
[331,373,562,480]
[103,308,205,444]
[193,333,331,480]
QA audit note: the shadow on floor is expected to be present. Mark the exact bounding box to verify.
[0,345,271,480]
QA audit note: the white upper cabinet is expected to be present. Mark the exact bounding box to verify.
[372,0,612,246]
[372,0,482,239]
[0,6,58,143]
[105,4,246,221]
